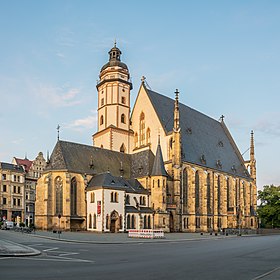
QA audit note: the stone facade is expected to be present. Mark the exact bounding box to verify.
[0,162,25,223]
[12,152,46,226]
[35,44,257,233]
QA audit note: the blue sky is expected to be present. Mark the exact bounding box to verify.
[0,1,279,189]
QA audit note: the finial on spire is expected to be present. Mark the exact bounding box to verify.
[114,39,117,47]
[57,124,60,141]
[173,89,180,132]
[175,88,179,100]
[220,115,225,122]
[141,76,146,83]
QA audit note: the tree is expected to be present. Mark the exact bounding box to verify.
[257,185,280,228]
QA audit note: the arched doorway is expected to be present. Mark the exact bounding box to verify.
[110,211,119,233]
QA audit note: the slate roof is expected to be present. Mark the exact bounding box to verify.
[126,206,154,214]
[145,85,250,178]
[87,172,148,194]
[0,162,24,173]
[46,141,132,178]
[131,149,155,178]
[151,142,168,177]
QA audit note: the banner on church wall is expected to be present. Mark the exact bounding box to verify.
[97,201,101,215]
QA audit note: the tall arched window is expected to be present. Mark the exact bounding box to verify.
[106,214,109,229]
[111,192,114,202]
[144,215,147,229]
[143,196,146,206]
[55,176,63,215]
[127,214,131,229]
[195,171,200,214]
[132,214,135,229]
[217,176,221,215]
[126,194,130,205]
[114,192,118,203]
[146,128,151,144]
[243,182,246,206]
[89,214,92,228]
[148,216,151,229]
[207,173,211,215]
[183,169,188,209]
[235,180,239,208]
[91,192,95,203]
[100,115,104,125]
[139,112,145,146]
[134,133,138,148]
[120,143,125,153]
[93,214,97,229]
[70,177,77,216]
[226,178,231,210]
[121,114,126,124]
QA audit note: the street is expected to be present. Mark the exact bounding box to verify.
[0,231,280,280]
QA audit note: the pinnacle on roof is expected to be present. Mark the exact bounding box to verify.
[151,137,168,177]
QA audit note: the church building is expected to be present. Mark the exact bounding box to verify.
[35,44,257,233]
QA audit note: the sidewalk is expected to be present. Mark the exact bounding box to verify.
[0,238,41,257]
[27,230,238,244]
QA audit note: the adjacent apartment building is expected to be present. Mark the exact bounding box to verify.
[0,162,25,223]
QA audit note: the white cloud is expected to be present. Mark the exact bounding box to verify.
[254,113,280,137]
[12,138,24,145]
[66,111,97,131]
[56,52,65,58]
[33,84,82,108]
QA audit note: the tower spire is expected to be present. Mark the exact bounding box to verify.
[250,130,256,183]
[173,89,180,132]
[57,124,60,141]
[250,130,255,159]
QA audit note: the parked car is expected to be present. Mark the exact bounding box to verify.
[2,221,14,230]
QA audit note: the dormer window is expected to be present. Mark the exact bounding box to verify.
[216,160,222,169]
[200,154,206,164]
[187,127,192,134]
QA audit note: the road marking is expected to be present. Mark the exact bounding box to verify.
[50,255,94,263]
[59,252,79,257]
[16,257,95,263]
[252,266,280,280]
[0,257,12,260]
[43,247,59,252]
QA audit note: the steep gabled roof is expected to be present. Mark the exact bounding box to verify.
[87,172,148,194]
[145,86,249,178]
[0,162,25,173]
[46,141,131,177]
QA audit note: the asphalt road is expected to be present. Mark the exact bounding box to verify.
[0,232,280,280]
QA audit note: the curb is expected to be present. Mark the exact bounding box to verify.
[27,232,238,245]
[0,239,41,257]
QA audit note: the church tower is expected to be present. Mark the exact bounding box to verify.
[93,43,133,153]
